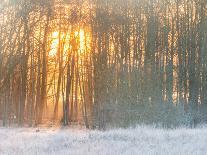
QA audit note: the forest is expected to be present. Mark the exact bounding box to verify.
[0,0,207,129]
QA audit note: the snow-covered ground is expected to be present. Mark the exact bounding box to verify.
[0,126,207,155]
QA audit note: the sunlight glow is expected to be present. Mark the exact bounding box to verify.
[76,29,86,54]
[49,31,59,57]
[49,29,87,57]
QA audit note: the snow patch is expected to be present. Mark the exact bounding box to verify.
[0,126,207,155]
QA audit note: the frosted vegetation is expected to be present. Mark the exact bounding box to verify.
[1,126,207,155]
[0,0,207,129]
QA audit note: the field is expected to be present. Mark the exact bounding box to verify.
[1,126,207,155]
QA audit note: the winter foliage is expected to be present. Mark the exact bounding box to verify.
[1,126,207,155]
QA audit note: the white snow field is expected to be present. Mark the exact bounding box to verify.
[0,126,207,155]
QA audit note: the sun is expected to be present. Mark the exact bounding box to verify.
[49,29,88,57]
[49,31,59,57]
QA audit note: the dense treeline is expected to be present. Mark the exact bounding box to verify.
[0,0,207,129]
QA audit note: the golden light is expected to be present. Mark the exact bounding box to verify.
[49,29,88,57]
[75,29,86,54]
[47,28,91,121]
[49,31,59,57]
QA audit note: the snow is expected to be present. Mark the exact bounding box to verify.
[0,126,207,155]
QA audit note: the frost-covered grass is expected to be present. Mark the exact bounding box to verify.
[0,126,207,155]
